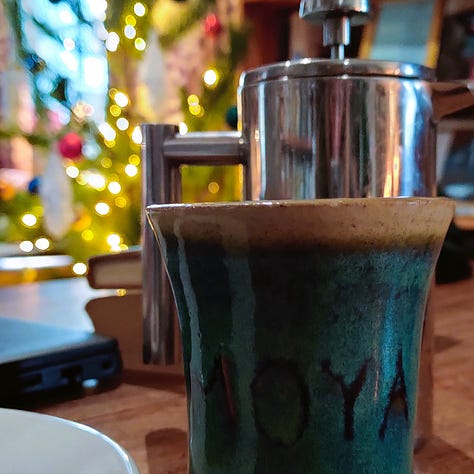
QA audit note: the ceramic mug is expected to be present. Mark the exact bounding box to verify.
[147,198,453,474]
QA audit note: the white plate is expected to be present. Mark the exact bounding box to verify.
[0,408,140,474]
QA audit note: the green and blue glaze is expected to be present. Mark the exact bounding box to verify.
[147,199,453,474]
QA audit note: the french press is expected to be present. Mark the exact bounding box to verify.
[142,0,474,365]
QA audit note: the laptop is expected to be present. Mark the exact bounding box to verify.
[0,317,121,404]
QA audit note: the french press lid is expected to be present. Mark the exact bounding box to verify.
[240,59,436,87]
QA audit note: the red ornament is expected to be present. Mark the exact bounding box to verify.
[58,132,83,160]
[203,13,222,37]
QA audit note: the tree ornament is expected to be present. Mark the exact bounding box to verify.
[0,179,16,201]
[203,13,223,38]
[51,77,67,104]
[58,132,83,160]
[27,176,41,194]
[225,105,238,130]
[39,150,74,239]
[24,53,45,74]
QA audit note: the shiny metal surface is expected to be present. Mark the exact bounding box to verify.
[299,0,370,23]
[240,59,435,86]
[240,75,438,199]
[141,125,246,364]
[142,124,176,364]
[323,17,351,59]
[299,0,370,59]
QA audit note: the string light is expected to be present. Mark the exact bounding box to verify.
[115,196,128,208]
[99,122,117,141]
[19,241,34,253]
[66,165,80,178]
[124,25,136,39]
[82,229,94,241]
[95,202,111,215]
[134,38,146,51]
[109,105,121,117]
[189,104,202,116]
[187,94,203,116]
[108,181,121,194]
[72,262,87,275]
[107,233,121,248]
[107,237,122,253]
[208,182,220,194]
[101,157,112,168]
[129,154,140,165]
[116,117,129,130]
[134,2,146,16]
[131,126,142,144]
[35,238,50,250]
[21,213,37,227]
[125,15,136,26]
[125,164,138,177]
[179,122,188,135]
[76,173,87,185]
[106,32,120,52]
[187,94,199,106]
[86,172,106,190]
[114,92,129,107]
[203,68,219,87]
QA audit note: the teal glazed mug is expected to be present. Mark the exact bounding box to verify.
[146,198,453,474]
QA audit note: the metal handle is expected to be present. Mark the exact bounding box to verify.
[430,80,474,122]
[141,124,247,364]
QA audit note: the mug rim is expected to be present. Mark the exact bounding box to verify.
[146,197,454,250]
[147,197,453,212]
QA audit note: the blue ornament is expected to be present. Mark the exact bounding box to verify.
[225,105,238,130]
[24,54,45,73]
[28,176,41,194]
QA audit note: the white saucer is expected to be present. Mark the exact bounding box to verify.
[0,408,140,473]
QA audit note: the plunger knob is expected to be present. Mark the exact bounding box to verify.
[299,0,371,59]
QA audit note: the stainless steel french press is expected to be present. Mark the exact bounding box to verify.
[142,0,473,365]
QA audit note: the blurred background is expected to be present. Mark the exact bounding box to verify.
[0,0,473,284]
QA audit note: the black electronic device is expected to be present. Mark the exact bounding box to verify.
[0,317,121,404]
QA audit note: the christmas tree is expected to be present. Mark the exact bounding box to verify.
[0,0,246,277]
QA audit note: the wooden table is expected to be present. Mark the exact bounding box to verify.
[1,277,473,473]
